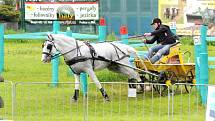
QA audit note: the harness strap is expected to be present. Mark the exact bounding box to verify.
[110,43,130,61]
[84,41,97,70]
[76,41,82,57]
[42,52,51,56]
[65,56,89,66]
[68,66,80,75]
[64,42,130,72]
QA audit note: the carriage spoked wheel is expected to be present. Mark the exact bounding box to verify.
[140,73,160,92]
[184,69,196,93]
[156,71,179,96]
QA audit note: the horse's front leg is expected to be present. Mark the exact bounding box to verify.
[86,69,110,101]
[72,74,80,101]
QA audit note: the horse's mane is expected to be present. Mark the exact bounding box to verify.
[52,34,74,41]
[51,34,80,47]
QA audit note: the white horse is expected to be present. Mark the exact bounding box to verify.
[41,34,143,101]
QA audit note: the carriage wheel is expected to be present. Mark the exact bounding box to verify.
[184,69,195,93]
[144,73,160,92]
[156,71,179,96]
[140,73,160,92]
[0,96,4,108]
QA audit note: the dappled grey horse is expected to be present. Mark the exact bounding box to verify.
[41,34,143,101]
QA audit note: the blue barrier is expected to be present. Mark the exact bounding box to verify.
[51,21,60,87]
[205,37,215,69]
[194,25,215,105]
[206,37,215,42]
[0,24,4,73]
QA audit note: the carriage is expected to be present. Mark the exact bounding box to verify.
[134,42,196,95]
[42,34,196,100]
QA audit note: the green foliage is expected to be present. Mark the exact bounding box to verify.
[179,36,193,45]
[179,36,215,46]
[208,41,215,46]
[0,5,20,22]
[106,32,117,41]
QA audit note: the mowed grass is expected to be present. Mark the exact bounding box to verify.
[0,39,214,121]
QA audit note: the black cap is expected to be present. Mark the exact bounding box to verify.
[151,18,162,25]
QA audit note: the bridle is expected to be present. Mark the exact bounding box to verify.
[42,38,84,60]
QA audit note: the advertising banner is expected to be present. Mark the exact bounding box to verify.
[206,86,215,121]
[158,0,215,35]
[25,1,99,24]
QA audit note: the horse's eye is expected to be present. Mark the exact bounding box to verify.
[47,44,52,50]
[42,44,44,48]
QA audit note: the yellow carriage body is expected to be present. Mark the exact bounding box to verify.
[134,42,196,94]
[134,42,195,79]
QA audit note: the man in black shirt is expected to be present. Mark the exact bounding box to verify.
[143,18,177,63]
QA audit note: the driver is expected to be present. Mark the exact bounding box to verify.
[143,18,178,64]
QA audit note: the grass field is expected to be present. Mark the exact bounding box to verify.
[0,37,214,120]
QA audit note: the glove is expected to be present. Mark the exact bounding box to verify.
[144,33,151,36]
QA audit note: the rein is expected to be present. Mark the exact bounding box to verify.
[51,44,84,60]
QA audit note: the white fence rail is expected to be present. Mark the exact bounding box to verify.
[0,82,209,121]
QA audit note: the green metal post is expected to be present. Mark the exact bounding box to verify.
[0,24,4,73]
[199,25,208,105]
[51,21,60,87]
[20,0,25,31]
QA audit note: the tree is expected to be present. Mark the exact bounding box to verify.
[0,5,20,22]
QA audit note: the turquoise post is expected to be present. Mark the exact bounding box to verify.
[66,27,74,76]
[120,26,129,44]
[98,17,107,42]
[199,25,208,105]
[80,73,88,95]
[170,22,177,34]
[80,72,88,120]
[194,36,201,85]
[51,21,60,87]
[66,27,73,37]
[0,24,4,73]
[65,26,88,95]
[171,28,176,34]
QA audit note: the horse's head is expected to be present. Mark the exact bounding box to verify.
[41,35,58,63]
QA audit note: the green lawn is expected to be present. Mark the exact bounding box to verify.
[0,39,214,121]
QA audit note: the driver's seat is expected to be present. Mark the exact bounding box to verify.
[156,42,183,64]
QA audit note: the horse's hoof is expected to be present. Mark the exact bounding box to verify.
[104,97,111,102]
[0,96,4,108]
[0,76,4,82]
[137,90,144,94]
[70,96,78,103]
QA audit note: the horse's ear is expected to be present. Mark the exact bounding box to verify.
[47,34,54,41]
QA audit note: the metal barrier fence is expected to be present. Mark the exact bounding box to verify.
[0,81,13,120]
[0,82,209,121]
